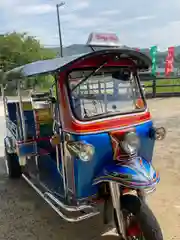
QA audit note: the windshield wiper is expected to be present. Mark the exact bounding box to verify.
[72,60,108,91]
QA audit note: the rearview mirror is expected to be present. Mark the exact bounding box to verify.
[112,70,131,81]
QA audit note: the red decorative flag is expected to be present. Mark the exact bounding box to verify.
[165,47,175,77]
[135,48,140,52]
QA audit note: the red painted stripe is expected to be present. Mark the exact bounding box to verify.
[17,136,51,144]
[65,111,151,133]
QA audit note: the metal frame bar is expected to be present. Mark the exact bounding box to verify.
[54,73,69,200]
[17,80,27,141]
[109,182,127,239]
[1,84,7,119]
[1,84,19,140]
[44,192,96,212]
[22,174,99,223]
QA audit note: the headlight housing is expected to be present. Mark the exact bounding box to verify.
[121,131,140,155]
[66,141,95,162]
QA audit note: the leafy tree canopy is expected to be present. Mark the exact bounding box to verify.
[0,32,55,71]
[0,32,56,92]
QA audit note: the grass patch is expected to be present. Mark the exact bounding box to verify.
[143,78,180,93]
[35,78,180,95]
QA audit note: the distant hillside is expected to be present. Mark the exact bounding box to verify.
[49,44,180,68]
[49,44,180,56]
[49,44,130,56]
[50,44,90,56]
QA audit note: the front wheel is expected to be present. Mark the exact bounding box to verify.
[114,194,163,240]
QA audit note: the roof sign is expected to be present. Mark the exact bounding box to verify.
[86,32,121,47]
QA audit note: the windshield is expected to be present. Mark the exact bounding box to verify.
[68,67,145,120]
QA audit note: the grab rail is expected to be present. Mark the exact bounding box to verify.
[6,118,17,138]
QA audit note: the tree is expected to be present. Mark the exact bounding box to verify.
[0,32,56,91]
[0,69,25,95]
[0,32,55,71]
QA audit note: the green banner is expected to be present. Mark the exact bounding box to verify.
[150,45,157,76]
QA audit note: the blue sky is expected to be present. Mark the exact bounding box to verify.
[1,0,180,49]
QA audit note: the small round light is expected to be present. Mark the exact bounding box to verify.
[79,144,95,162]
[66,141,95,162]
[155,127,166,140]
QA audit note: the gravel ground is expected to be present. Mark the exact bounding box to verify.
[0,97,180,239]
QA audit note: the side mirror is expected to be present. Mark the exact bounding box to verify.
[112,70,131,81]
[154,127,166,140]
[149,127,166,140]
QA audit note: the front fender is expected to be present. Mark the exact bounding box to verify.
[93,157,160,189]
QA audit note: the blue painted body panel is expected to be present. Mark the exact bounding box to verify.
[73,120,155,199]
[93,156,159,188]
[73,132,113,198]
[38,155,64,194]
[136,120,154,161]
[17,141,37,157]
[6,112,157,200]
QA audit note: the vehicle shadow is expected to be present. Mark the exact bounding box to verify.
[0,156,119,240]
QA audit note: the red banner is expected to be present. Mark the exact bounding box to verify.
[165,47,175,77]
[135,48,140,51]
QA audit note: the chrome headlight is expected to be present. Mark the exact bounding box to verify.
[66,141,95,162]
[121,132,140,155]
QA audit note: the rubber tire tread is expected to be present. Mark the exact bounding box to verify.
[120,194,163,240]
[5,149,21,179]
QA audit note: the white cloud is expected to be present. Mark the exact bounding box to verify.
[71,1,89,11]
[61,13,77,22]
[134,15,155,21]
[147,21,180,48]
[7,0,89,16]
[118,15,156,26]
[64,16,108,28]
[1,0,180,49]
[120,20,180,49]
[0,0,20,8]
[16,4,55,15]
[99,10,120,16]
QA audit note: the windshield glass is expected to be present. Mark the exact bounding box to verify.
[68,67,145,120]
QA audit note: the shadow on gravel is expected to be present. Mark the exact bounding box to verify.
[0,155,118,240]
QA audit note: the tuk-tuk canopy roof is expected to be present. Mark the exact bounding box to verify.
[7,48,152,77]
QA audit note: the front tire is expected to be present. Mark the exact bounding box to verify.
[115,194,163,240]
[5,148,21,179]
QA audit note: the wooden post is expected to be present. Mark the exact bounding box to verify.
[152,76,156,98]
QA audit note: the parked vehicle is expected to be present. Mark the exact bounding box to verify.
[3,32,166,239]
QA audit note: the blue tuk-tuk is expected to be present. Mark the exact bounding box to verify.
[3,33,165,239]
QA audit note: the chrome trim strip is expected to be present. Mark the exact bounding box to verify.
[44,192,96,212]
